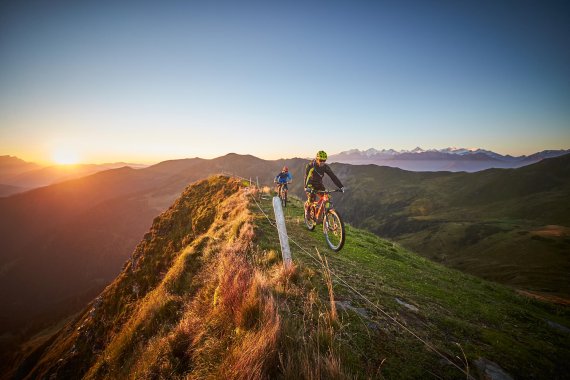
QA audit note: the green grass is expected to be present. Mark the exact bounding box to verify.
[253,194,570,379]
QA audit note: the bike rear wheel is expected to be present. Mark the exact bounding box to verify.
[323,209,345,251]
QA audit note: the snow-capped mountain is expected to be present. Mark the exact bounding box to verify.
[329,148,570,172]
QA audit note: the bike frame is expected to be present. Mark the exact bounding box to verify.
[276,183,289,196]
[310,190,337,222]
[305,189,345,251]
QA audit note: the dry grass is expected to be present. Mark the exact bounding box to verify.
[182,230,283,379]
[316,248,337,322]
[170,181,351,379]
[79,177,273,379]
[276,287,350,380]
[220,287,281,380]
[21,177,356,379]
[131,181,281,380]
[530,224,570,237]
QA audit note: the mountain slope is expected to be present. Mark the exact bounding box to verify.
[0,154,310,349]
[9,179,570,379]
[12,176,250,378]
[2,152,568,364]
[0,155,302,326]
[0,184,25,197]
[0,156,41,181]
[0,167,162,335]
[0,155,148,194]
[325,154,570,297]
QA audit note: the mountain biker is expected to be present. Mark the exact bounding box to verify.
[304,151,344,213]
[274,166,292,195]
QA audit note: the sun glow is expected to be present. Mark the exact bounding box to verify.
[52,149,81,165]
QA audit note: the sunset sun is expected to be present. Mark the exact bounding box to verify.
[52,149,81,165]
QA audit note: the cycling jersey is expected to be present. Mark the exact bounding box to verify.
[275,172,292,184]
[304,159,343,191]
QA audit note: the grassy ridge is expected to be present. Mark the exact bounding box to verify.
[13,177,365,379]
[10,178,570,379]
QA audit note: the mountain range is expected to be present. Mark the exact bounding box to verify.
[0,155,148,197]
[3,148,568,198]
[0,152,569,376]
[329,147,570,172]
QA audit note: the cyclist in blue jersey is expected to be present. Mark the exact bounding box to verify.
[274,166,292,196]
[273,166,293,194]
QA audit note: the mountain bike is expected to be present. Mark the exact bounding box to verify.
[275,182,289,207]
[304,189,345,251]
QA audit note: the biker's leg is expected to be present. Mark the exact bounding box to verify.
[313,184,325,203]
[304,192,313,218]
[312,185,325,217]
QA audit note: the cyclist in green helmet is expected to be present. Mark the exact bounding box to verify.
[304,150,344,212]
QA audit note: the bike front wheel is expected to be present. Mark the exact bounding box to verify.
[281,190,287,207]
[304,203,316,231]
[323,210,345,251]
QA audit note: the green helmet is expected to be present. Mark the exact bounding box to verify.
[316,150,328,161]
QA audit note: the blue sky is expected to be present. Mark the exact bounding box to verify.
[1,0,569,164]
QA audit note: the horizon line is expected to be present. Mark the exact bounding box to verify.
[3,146,570,167]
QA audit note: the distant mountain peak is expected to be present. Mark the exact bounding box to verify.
[329,148,570,172]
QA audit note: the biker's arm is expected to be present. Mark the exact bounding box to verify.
[325,165,344,189]
[304,163,311,188]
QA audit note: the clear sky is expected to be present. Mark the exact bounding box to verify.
[1,0,569,164]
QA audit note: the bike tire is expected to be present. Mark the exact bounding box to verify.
[323,209,345,251]
[304,203,316,231]
[281,191,287,208]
